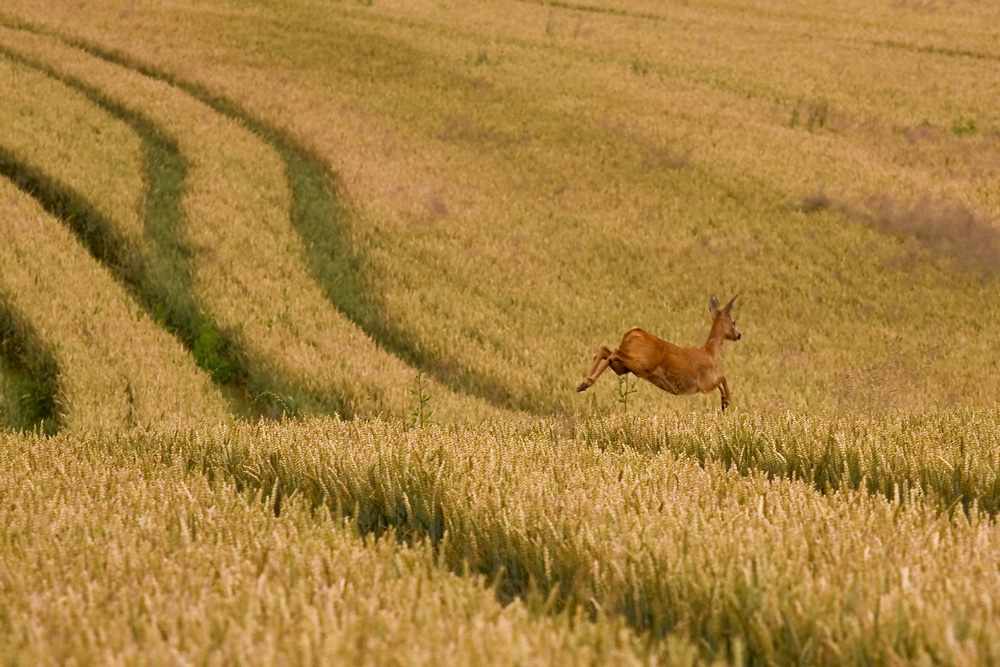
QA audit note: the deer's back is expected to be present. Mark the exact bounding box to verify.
[619,327,712,378]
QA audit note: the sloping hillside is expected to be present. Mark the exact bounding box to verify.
[3,0,996,415]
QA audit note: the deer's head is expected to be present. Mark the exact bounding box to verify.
[709,295,741,341]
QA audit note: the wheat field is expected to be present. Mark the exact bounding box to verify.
[1,0,999,663]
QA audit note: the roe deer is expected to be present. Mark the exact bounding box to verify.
[576,295,741,410]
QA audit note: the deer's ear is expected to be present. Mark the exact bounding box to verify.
[709,295,721,315]
[724,295,738,314]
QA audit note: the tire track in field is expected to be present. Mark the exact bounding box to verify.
[0,174,233,432]
[0,147,248,418]
[0,23,505,421]
[0,28,352,419]
[0,47,255,418]
[38,25,522,414]
[0,51,238,430]
[0,150,134,432]
[0,290,58,434]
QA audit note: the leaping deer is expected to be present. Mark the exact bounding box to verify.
[576,295,742,410]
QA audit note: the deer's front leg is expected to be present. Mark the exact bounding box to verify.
[718,376,731,411]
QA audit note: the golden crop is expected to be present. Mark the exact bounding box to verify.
[1,0,999,662]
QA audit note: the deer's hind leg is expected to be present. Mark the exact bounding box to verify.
[577,345,614,392]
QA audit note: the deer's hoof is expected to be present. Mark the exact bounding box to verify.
[576,380,591,392]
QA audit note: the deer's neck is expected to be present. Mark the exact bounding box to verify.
[703,317,726,359]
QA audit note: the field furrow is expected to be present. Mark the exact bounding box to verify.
[0,304,56,434]
[0,356,37,431]
[0,48,257,416]
[0,25,502,422]
[0,176,229,431]
[0,53,243,425]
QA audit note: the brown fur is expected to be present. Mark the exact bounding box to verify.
[577,295,741,410]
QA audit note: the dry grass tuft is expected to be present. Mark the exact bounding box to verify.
[798,189,1000,277]
[866,194,1000,276]
[797,188,834,214]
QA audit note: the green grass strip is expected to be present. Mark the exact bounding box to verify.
[47,30,522,412]
[0,46,258,416]
[0,297,57,434]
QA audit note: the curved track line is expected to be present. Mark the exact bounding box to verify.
[0,24,504,422]
[0,296,57,434]
[42,24,525,415]
[0,52,239,430]
[0,48,253,418]
[0,27,353,419]
[0,176,231,431]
